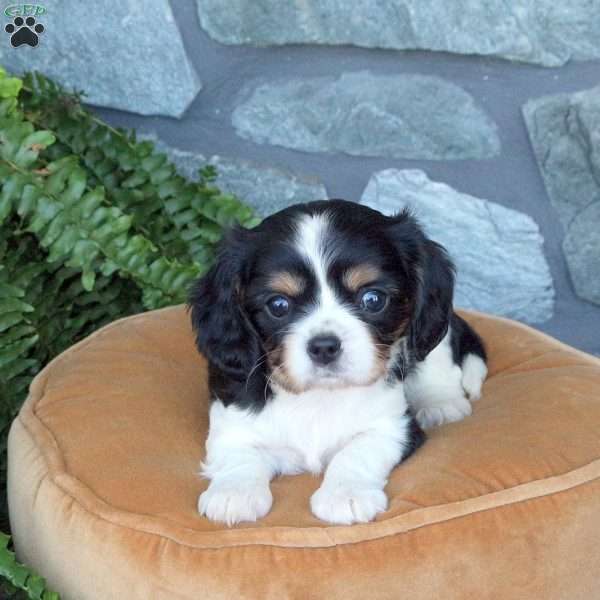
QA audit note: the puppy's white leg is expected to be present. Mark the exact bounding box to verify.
[310,419,409,525]
[198,402,276,526]
[461,353,488,401]
[405,334,473,430]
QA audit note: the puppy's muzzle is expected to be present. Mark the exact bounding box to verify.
[307,335,342,366]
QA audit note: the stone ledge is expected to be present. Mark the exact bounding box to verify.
[197,0,600,67]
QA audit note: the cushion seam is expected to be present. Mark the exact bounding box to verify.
[27,446,600,550]
[18,409,600,549]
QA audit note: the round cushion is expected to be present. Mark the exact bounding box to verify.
[8,306,600,599]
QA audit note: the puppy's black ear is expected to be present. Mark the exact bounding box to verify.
[410,238,455,361]
[386,210,455,362]
[188,227,266,406]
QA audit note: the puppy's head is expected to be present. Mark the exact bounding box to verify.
[190,200,454,409]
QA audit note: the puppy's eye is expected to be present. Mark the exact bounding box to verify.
[360,289,388,313]
[266,295,290,318]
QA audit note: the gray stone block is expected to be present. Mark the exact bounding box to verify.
[146,136,328,216]
[1,2,201,117]
[361,169,554,323]
[197,0,600,66]
[524,86,600,306]
[563,204,600,306]
[208,157,328,216]
[232,72,499,160]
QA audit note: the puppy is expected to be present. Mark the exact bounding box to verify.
[189,200,487,526]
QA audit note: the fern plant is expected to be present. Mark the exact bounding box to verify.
[0,533,59,599]
[0,66,260,599]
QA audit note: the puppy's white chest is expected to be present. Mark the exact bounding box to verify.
[265,391,356,474]
[207,379,408,477]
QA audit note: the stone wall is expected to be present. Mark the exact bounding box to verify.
[2,0,599,354]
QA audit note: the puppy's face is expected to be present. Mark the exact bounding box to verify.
[190,200,454,409]
[244,209,416,392]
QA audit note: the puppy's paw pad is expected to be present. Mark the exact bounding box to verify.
[310,485,387,524]
[416,400,472,429]
[198,481,272,526]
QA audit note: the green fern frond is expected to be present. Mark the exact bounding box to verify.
[21,72,259,263]
[0,65,260,597]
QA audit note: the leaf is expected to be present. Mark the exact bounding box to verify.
[14,129,55,168]
[0,313,23,334]
[0,533,60,599]
[0,69,23,100]
[0,298,34,314]
[81,269,95,291]
[1,324,36,346]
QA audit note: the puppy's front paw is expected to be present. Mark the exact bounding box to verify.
[310,484,387,525]
[461,355,487,401]
[198,480,273,526]
[415,397,472,429]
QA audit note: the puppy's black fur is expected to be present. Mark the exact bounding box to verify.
[189,226,270,411]
[189,200,484,417]
[450,312,488,365]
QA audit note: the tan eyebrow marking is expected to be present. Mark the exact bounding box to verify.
[268,271,306,296]
[342,264,382,292]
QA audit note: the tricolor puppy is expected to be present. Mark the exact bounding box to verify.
[189,200,487,526]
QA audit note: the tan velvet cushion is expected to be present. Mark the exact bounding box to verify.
[7,306,600,599]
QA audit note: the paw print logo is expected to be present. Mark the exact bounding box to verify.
[5,16,44,47]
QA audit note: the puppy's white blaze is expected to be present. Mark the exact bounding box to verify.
[285,212,378,388]
[294,212,332,299]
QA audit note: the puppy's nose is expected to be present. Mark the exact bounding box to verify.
[307,335,342,365]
